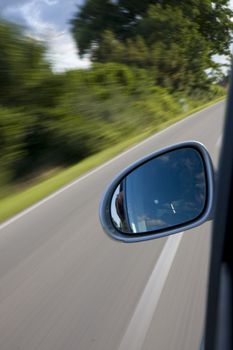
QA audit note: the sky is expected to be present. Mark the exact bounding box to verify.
[0,0,233,72]
[0,0,90,71]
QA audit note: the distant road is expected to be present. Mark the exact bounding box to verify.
[0,101,225,350]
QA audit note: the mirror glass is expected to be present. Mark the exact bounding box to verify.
[110,147,207,234]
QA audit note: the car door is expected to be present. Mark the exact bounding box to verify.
[204,69,233,350]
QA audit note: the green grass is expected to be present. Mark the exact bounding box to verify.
[0,95,225,223]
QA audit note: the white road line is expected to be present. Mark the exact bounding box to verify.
[118,233,183,350]
[216,134,223,148]
[0,100,224,230]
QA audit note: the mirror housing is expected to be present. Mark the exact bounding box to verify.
[99,141,214,243]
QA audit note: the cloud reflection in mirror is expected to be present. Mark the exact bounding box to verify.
[110,148,206,234]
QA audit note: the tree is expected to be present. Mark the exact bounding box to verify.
[0,21,51,107]
[71,0,233,90]
[71,0,233,58]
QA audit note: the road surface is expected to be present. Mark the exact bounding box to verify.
[0,101,225,350]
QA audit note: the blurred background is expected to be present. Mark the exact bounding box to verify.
[0,2,232,350]
[0,0,232,209]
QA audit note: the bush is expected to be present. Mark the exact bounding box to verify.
[0,61,224,189]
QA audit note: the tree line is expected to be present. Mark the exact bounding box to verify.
[1,0,231,194]
[71,0,232,91]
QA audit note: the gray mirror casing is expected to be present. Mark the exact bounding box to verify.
[99,141,214,243]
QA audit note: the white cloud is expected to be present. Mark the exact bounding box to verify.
[2,0,233,71]
[1,0,90,72]
[46,32,90,71]
[21,1,56,37]
[42,0,58,5]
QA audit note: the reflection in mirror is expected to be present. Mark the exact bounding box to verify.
[110,148,206,234]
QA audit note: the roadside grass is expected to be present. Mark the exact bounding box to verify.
[0,96,225,223]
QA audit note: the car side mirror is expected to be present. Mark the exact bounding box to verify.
[99,141,214,242]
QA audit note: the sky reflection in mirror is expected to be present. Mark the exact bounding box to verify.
[111,148,206,234]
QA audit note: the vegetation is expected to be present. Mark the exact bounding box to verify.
[0,0,231,213]
[0,95,225,223]
[71,0,233,90]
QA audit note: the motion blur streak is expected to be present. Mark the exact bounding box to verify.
[0,101,225,350]
[119,233,183,350]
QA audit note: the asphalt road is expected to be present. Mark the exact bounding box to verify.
[0,100,226,350]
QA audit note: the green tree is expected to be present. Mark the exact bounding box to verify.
[71,0,233,90]
[0,21,51,107]
[71,0,233,58]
